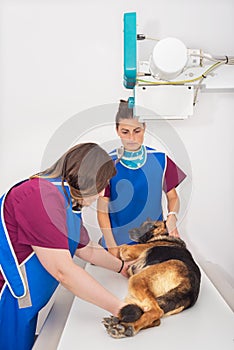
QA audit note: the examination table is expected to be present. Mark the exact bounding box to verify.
[56,263,234,350]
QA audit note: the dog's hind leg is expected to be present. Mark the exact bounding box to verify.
[104,273,164,338]
[103,299,162,338]
[103,271,164,338]
[124,273,164,332]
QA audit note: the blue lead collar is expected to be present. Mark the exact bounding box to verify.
[120,145,147,169]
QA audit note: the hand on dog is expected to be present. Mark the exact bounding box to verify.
[120,260,138,278]
[166,216,180,238]
[168,227,180,238]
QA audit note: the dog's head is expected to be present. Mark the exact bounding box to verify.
[129,218,168,243]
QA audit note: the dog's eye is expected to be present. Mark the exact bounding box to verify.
[144,223,154,232]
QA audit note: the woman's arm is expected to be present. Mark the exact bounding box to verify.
[97,196,119,257]
[32,245,125,316]
[165,188,180,237]
[75,241,129,277]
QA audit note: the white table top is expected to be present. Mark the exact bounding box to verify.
[57,264,234,350]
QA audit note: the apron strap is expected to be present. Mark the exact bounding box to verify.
[0,190,26,298]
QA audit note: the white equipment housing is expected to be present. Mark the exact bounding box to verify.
[123,12,234,120]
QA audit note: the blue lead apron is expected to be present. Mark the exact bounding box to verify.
[0,178,81,350]
[101,147,166,248]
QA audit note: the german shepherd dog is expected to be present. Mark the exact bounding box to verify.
[103,219,201,338]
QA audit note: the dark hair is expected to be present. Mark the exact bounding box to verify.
[31,143,116,202]
[115,99,145,129]
[115,99,134,128]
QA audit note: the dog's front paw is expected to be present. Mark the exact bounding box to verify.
[102,315,134,338]
[119,245,135,261]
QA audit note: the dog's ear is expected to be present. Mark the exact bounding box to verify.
[146,217,153,222]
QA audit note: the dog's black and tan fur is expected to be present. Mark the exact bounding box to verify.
[103,219,201,338]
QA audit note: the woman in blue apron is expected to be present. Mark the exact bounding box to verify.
[97,100,187,257]
[0,143,129,350]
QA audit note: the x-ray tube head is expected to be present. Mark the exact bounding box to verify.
[149,37,188,80]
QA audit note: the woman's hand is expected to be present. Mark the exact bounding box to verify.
[120,259,138,278]
[166,215,180,238]
[120,261,130,278]
[168,227,180,238]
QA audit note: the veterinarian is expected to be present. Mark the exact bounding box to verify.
[0,142,130,350]
[97,100,187,257]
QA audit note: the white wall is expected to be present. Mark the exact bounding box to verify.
[1,0,234,305]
